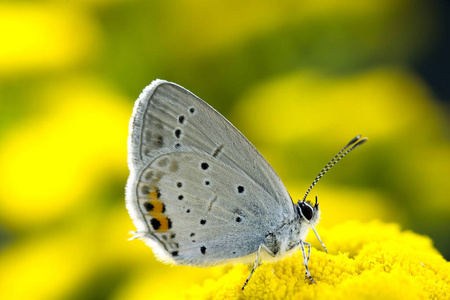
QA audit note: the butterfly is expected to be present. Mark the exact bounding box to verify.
[126,79,367,289]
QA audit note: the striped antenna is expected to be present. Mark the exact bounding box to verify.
[302,135,367,202]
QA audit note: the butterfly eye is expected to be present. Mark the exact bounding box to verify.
[298,202,314,221]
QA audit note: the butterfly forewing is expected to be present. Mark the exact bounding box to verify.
[126,80,295,265]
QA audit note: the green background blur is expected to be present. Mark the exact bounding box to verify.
[0,1,449,299]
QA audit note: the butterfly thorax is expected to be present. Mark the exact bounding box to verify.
[264,199,321,258]
[263,217,307,257]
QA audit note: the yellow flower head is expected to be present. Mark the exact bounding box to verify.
[187,221,449,300]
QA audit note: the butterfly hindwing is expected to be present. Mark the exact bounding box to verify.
[133,152,288,265]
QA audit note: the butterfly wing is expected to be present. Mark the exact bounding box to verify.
[126,80,295,265]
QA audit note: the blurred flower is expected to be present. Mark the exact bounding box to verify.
[0,228,96,300]
[0,77,129,229]
[233,68,439,145]
[0,3,100,76]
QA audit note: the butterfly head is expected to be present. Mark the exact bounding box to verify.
[297,195,321,227]
[296,195,327,253]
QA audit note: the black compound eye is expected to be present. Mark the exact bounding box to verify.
[300,203,313,220]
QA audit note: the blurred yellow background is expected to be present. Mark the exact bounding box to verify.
[0,1,448,299]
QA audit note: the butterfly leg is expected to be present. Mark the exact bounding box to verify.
[300,240,316,283]
[302,241,312,265]
[242,244,274,290]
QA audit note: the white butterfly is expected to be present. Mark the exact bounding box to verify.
[126,79,367,289]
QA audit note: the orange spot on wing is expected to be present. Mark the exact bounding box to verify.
[148,200,165,215]
[146,185,170,232]
[152,214,172,232]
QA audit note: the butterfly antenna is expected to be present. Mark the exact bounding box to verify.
[302,135,368,202]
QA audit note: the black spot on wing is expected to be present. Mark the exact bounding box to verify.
[150,218,161,230]
[144,202,154,212]
[174,129,181,139]
[237,186,245,193]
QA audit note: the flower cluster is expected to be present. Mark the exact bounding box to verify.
[186,221,449,299]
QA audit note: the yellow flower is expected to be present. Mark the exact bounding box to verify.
[0,3,99,76]
[0,77,129,228]
[186,221,449,300]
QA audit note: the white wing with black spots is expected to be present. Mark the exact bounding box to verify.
[126,80,295,266]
